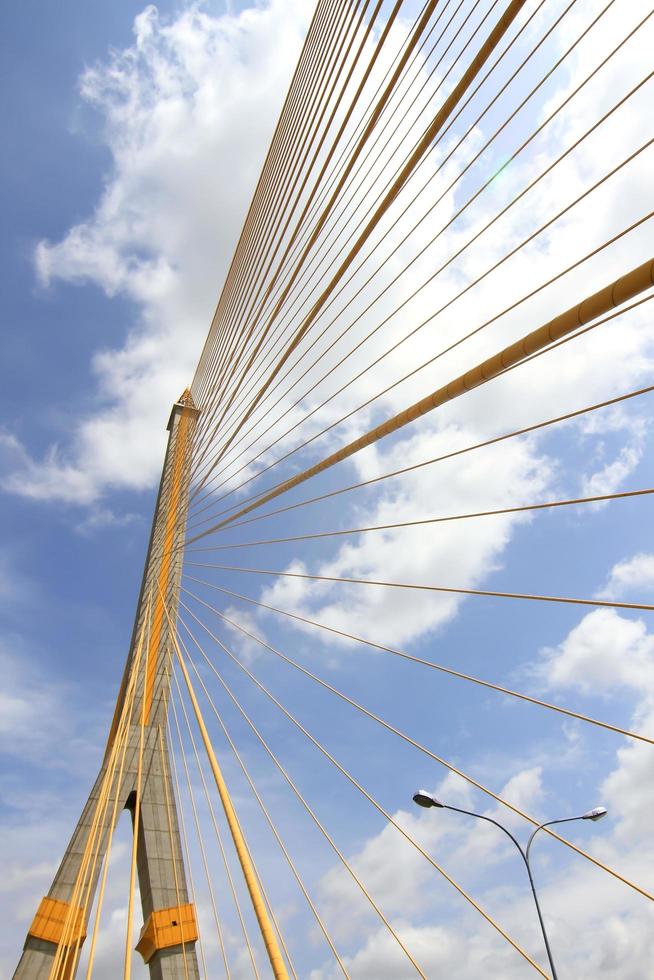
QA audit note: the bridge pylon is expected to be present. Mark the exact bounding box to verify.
[14,390,201,980]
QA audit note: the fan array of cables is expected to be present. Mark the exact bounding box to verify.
[58,1,654,977]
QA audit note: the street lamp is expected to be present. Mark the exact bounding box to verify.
[412,790,607,980]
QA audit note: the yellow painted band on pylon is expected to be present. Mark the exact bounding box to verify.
[135,904,198,964]
[29,898,86,947]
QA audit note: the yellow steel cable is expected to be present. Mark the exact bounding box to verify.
[205,0,545,438]
[195,0,635,479]
[211,256,654,498]
[196,0,377,411]
[198,0,406,410]
[124,598,153,980]
[169,662,299,980]
[203,0,530,473]
[243,0,442,313]
[186,486,654,552]
[201,253,613,520]
[195,0,378,419]
[85,623,150,979]
[208,593,654,772]
[193,0,424,426]
[172,638,291,980]
[188,221,654,524]
[163,604,290,980]
[192,0,453,435]
[209,239,646,507]
[177,616,429,980]
[188,381,654,534]
[191,139,653,506]
[187,562,654,618]
[201,0,623,463]
[194,0,500,448]
[167,674,232,980]
[157,723,190,980]
[200,0,618,462]
[173,674,262,980]
[186,255,654,543]
[191,0,542,468]
[193,0,416,429]
[190,0,329,397]
[193,0,350,402]
[177,611,549,978]
[182,579,654,747]
[165,708,210,980]
[197,0,358,411]
[193,39,651,494]
[243,849,298,980]
[158,601,263,980]
[171,632,348,978]
[201,249,654,519]
[181,600,654,905]
[194,154,648,510]
[190,0,498,468]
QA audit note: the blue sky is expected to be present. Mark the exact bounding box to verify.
[1,1,654,977]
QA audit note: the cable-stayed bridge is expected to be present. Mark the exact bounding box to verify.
[13,0,654,977]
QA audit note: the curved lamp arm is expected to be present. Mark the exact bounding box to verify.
[439,803,558,980]
[526,816,587,864]
[438,803,527,862]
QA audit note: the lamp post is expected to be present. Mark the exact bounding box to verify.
[412,790,607,980]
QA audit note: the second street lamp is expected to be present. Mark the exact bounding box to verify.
[412,791,607,980]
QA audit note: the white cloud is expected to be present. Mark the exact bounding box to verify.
[260,426,553,649]
[539,598,654,847]
[217,603,268,664]
[2,1,311,506]
[598,552,654,599]
[540,608,654,695]
[580,441,644,499]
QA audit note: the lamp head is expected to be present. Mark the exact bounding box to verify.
[413,790,444,809]
[582,806,607,822]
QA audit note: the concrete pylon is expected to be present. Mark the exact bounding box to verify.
[14,391,202,980]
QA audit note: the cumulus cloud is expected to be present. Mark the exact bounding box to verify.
[580,441,645,500]
[260,424,553,649]
[539,608,654,694]
[2,1,311,506]
[598,551,654,599]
